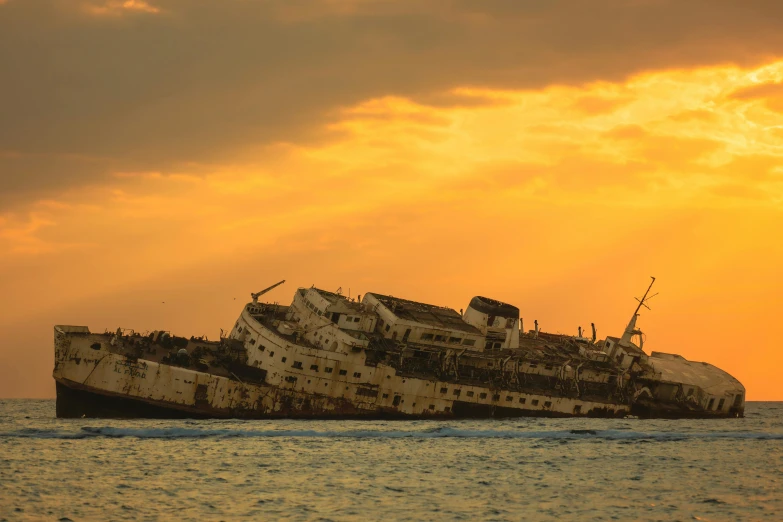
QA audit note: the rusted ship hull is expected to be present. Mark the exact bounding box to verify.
[53,323,743,420]
[56,381,634,420]
[52,336,634,420]
[53,281,746,420]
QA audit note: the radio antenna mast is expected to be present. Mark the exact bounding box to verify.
[619,277,658,347]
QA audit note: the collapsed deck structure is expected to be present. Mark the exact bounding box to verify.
[53,278,745,419]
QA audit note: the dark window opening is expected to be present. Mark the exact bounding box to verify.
[385,324,391,332]
[573,405,582,414]
[382,393,389,399]
[325,367,333,373]
[717,398,725,410]
[402,328,411,342]
[505,396,513,402]
[292,361,303,369]
[479,393,487,399]
[281,357,287,363]
[707,398,715,410]
[544,401,552,408]
[339,369,347,376]
[519,398,526,404]
[449,337,461,344]
[428,404,435,409]
[544,364,553,370]
[284,376,297,383]
[269,351,275,357]
[434,335,445,342]
[353,372,362,378]
[421,333,434,341]
[466,391,474,397]
[453,389,461,397]
[444,407,451,413]
[492,394,500,401]
[249,339,256,345]
[392,395,402,407]
[440,387,448,394]
[532,399,539,406]
[310,364,319,371]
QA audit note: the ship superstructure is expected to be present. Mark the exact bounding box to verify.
[53,279,745,419]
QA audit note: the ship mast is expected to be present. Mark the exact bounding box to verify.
[251,279,286,304]
[619,277,657,347]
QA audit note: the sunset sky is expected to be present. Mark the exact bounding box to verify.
[1,0,781,399]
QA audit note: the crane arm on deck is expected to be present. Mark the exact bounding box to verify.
[251,280,286,304]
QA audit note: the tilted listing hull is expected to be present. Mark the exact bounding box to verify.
[53,284,745,420]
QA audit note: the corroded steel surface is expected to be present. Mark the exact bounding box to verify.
[53,286,745,420]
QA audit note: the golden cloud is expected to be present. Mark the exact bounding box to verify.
[83,0,160,16]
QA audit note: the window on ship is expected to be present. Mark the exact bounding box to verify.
[717,398,725,411]
[707,398,715,410]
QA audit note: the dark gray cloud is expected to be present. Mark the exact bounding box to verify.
[2,0,783,209]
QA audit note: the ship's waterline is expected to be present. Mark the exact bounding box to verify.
[53,279,745,419]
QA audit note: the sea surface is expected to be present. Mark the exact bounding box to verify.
[0,400,781,521]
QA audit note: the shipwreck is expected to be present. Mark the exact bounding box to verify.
[53,278,745,419]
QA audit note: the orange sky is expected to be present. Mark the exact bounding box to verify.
[0,0,782,399]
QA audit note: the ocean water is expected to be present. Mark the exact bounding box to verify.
[0,401,781,521]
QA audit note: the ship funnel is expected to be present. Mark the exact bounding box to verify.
[463,296,520,350]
